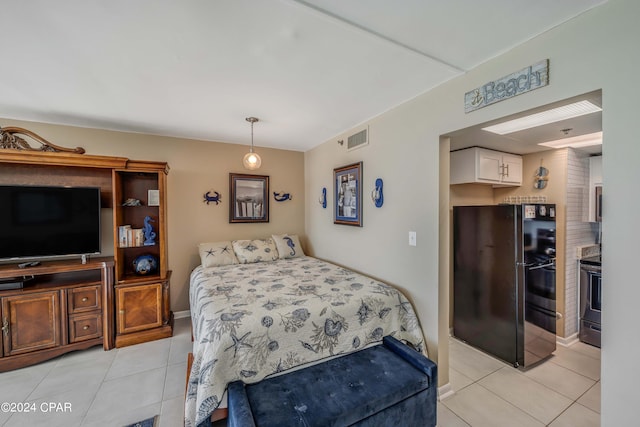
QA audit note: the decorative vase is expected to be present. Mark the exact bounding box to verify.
[132,254,158,275]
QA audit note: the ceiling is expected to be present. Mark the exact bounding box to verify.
[0,0,607,152]
[447,90,603,155]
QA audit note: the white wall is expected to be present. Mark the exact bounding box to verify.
[305,0,639,424]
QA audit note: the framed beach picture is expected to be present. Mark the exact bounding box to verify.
[334,162,362,226]
[229,173,269,223]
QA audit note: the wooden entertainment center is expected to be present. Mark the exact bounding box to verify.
[0,126,173,371]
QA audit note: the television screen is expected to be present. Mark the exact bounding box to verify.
[0,185,101,260]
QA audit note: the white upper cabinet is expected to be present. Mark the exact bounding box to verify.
[450,147,522,186]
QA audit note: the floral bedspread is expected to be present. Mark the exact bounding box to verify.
[185,256,426,427]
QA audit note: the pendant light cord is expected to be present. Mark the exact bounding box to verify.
[246,116,259,153]
[250,120,254,153]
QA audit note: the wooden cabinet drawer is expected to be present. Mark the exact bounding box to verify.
[69,313,102,343]
[68,286,101,314]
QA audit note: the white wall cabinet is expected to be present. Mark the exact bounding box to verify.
[450,147,522,186]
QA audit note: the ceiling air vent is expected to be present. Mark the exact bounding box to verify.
[347,126,369,151]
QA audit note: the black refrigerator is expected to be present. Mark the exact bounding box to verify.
[453,204,557,368]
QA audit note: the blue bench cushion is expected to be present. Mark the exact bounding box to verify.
[228,336,437,427]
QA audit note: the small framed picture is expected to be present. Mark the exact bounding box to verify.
[334,162,363,227]
[147,189,160,206]
[229,173,269,223]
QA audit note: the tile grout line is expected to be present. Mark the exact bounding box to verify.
[158,324,191,425]
[444,380,547,426]
[476,370,571,426]
[78,347,120,426]
[547,356,600,382]
[448,338,601,426]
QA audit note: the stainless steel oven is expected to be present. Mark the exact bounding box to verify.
[579,259,601,347]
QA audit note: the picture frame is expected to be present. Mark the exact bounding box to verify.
[334,162,363,226]
[147,189,160,206]
[229,173,269,223]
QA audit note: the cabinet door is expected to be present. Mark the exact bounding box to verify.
[2,291,61,356]
[476,150,502,182]
[116,283,163,334]
[501,154,523,185]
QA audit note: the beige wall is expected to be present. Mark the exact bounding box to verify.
[0,119,305,312]
[450,183,494,206]
[493,149,567,206]
[306,1,640,423]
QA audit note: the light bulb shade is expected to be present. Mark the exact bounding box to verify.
[243,151,262,170]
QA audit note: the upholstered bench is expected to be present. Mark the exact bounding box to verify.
[227,336,437,427]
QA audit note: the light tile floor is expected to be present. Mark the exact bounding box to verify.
[440,337,601,427]
[0,316,193,427]
[0,317,601,427]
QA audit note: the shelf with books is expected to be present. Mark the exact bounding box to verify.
[112,165,171,347]
[0,137,171,353]
[112,168,166,282]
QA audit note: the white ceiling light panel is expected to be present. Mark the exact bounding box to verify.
[538,131,603,149]
[482,100,602,135]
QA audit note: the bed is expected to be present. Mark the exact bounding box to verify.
[185,236,426,427]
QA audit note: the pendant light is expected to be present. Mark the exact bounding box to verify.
[243,117,262,170]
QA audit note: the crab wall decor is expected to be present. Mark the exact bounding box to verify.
[204,191,222,205]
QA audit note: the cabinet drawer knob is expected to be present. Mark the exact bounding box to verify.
[119,310,125,314]
[83,325,90,330]
[82,297,89,302]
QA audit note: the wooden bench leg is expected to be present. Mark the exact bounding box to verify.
[211,408,228,422]
[186,352,193,396]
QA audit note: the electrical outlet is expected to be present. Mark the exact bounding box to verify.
[409,231,417,247]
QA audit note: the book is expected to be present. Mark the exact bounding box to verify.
[118,225,131,247]
[133,229,144,247]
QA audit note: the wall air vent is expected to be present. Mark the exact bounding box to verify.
[347,126,369,151]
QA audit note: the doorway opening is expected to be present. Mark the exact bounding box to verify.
[439,89,603,398]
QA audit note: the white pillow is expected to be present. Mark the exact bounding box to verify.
[232,239,279,264]
[271,234,305,259]
[198,241,239,267]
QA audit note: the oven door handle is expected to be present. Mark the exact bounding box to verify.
[527,262,555,271]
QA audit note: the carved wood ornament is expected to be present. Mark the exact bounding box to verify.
[0,126,85,154]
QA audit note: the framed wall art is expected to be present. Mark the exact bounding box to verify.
[229,173,269,223]
[334,162,362,226]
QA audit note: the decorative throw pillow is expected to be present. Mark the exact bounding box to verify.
[271,234,305,259]
[198,241,239,267]
[232,239,279,264]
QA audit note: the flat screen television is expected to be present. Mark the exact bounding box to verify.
[0,185,101,261]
